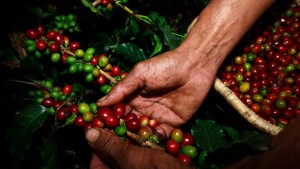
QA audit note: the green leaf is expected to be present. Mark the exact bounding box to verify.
[113,43,147,63]
[147,12,182,50]
[72,82,88,93]
[191,119,231,152]
[222,125,240,141]
[63,113,77,127]
[6,104,48,158]
[128,18,140,35]
[239,131,271,151]
[22,4,48,18]
[41,136,59,169]
[161,27,182,50]
[149,34,162,57]
[81,0,101,15]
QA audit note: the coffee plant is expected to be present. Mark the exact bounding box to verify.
[1,0,297,169]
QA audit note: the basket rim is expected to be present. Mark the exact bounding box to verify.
[214,78,283,135]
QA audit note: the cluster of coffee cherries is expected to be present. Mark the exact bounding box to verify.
[218,5,300,127]
[23,24,127,95]
[27,80,197,166]
[165,128,198,166]
[48,13,80,33]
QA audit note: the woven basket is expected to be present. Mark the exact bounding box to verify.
[187,1,300,136]
[213,78,282,135]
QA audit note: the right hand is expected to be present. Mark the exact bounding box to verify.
[97,48,217,139]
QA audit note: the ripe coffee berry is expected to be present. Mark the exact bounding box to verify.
[36,40,48,51]
[165,139,180,156]
[112,102,125,117]
[105,115,119,129]
[111,65,121,76]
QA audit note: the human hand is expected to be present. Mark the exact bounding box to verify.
[86,127,190,169]
[97,48,217,139]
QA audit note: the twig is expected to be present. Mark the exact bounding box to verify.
[2,79,37,86]
[114,1,157,34]
[126,131,165,151]
[99,69,117,84]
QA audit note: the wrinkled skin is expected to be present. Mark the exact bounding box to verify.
[97,49,215,138]
[87,128,189,169]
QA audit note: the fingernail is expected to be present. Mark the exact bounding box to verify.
[86,128,101,144]
[97,95,108,103]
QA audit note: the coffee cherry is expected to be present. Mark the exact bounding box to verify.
[170,128,183,143]
[56,107,69,121]
[97,106,114,121]
[42,97,55,108]
[53,100,63,110]
[112,102,125,117]
[46,30,57,40]
[148,118,158,129]
[74,115,86,127]
[97,74,107,85]
[62,85,72,95]
[27,29,38,39]
[36,39,48,51]
[114,124,127,137]
[139,115,149,127]
[181,133,195,146]
[181,145,197,159]
[90,56,100,66]
[85,47,96,55]
[83,112,94,123]
[125,118,141,132]
[75,49,85,58]
[165,139,180,156]
[177,153,191,166]
[125,113,138,121]
[138,126,151,139]
[51,53,61,63]
[49,42,61,53]
[78,102,91,114]
[111,65,121,76]
[53,33,64,44]
[105,115,119,129]
[92,117,105,128]
[98,55,109,68]
[69,41,81,52]
[69,104,79,114]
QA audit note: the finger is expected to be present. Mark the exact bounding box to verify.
[85,128,125,165]
[97,71,142,107]
[154,123,174,140]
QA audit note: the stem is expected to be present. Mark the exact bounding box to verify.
[61,47,76,57]
[126,131,165,151]
[114,1,157,34]
[171,32,186,39]
[3,79,37,86]
[99,69,117,84]
[92,0,101,6]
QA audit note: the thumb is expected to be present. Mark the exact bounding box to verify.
[97,71,142,107]
[85,128,124,164]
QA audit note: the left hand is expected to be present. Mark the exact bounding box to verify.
[86,127,190,169]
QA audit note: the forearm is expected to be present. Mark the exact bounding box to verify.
[178,0,275,76]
